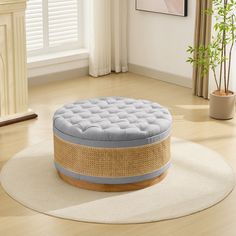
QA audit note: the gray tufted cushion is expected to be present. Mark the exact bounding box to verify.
[53,97,172,147]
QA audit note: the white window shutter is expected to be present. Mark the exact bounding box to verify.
[48,0,79,46]
[25,0,81,53]
[25,0,43,51]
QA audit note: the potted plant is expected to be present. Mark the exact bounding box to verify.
[187,0,236,119]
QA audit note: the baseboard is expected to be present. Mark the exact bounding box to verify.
[28,67,89,86]
[128,63,192,88]
[0,110,38,127]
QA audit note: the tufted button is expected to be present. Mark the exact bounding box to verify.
[80,112,91,119]
[64,104,74,109]
[107,108,119,114]
[62,113,73,119]
[70,117,82,125]
[72,108,83,113]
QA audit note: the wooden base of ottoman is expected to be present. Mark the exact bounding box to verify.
[57,171,168,192]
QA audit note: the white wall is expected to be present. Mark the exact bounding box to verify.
[231,48,236,92]
[128,0,196,80]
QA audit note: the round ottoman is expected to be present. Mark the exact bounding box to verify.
[53,97,172,192]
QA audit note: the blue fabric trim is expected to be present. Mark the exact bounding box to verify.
[53,126,172,148]
[54,162,171,185]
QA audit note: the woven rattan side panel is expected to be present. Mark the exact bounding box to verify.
[54,135,171,178]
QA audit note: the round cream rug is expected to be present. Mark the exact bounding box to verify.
[0,138,234,224]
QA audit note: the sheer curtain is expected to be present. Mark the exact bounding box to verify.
[89,0,128,77]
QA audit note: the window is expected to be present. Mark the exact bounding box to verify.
[25,0,83,56]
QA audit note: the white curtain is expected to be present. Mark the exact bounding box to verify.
[89,0,128,77]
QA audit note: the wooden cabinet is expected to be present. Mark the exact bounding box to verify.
[0,1,37,125]
[0,13,15,116]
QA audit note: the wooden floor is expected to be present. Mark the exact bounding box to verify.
[0,72,236,236]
